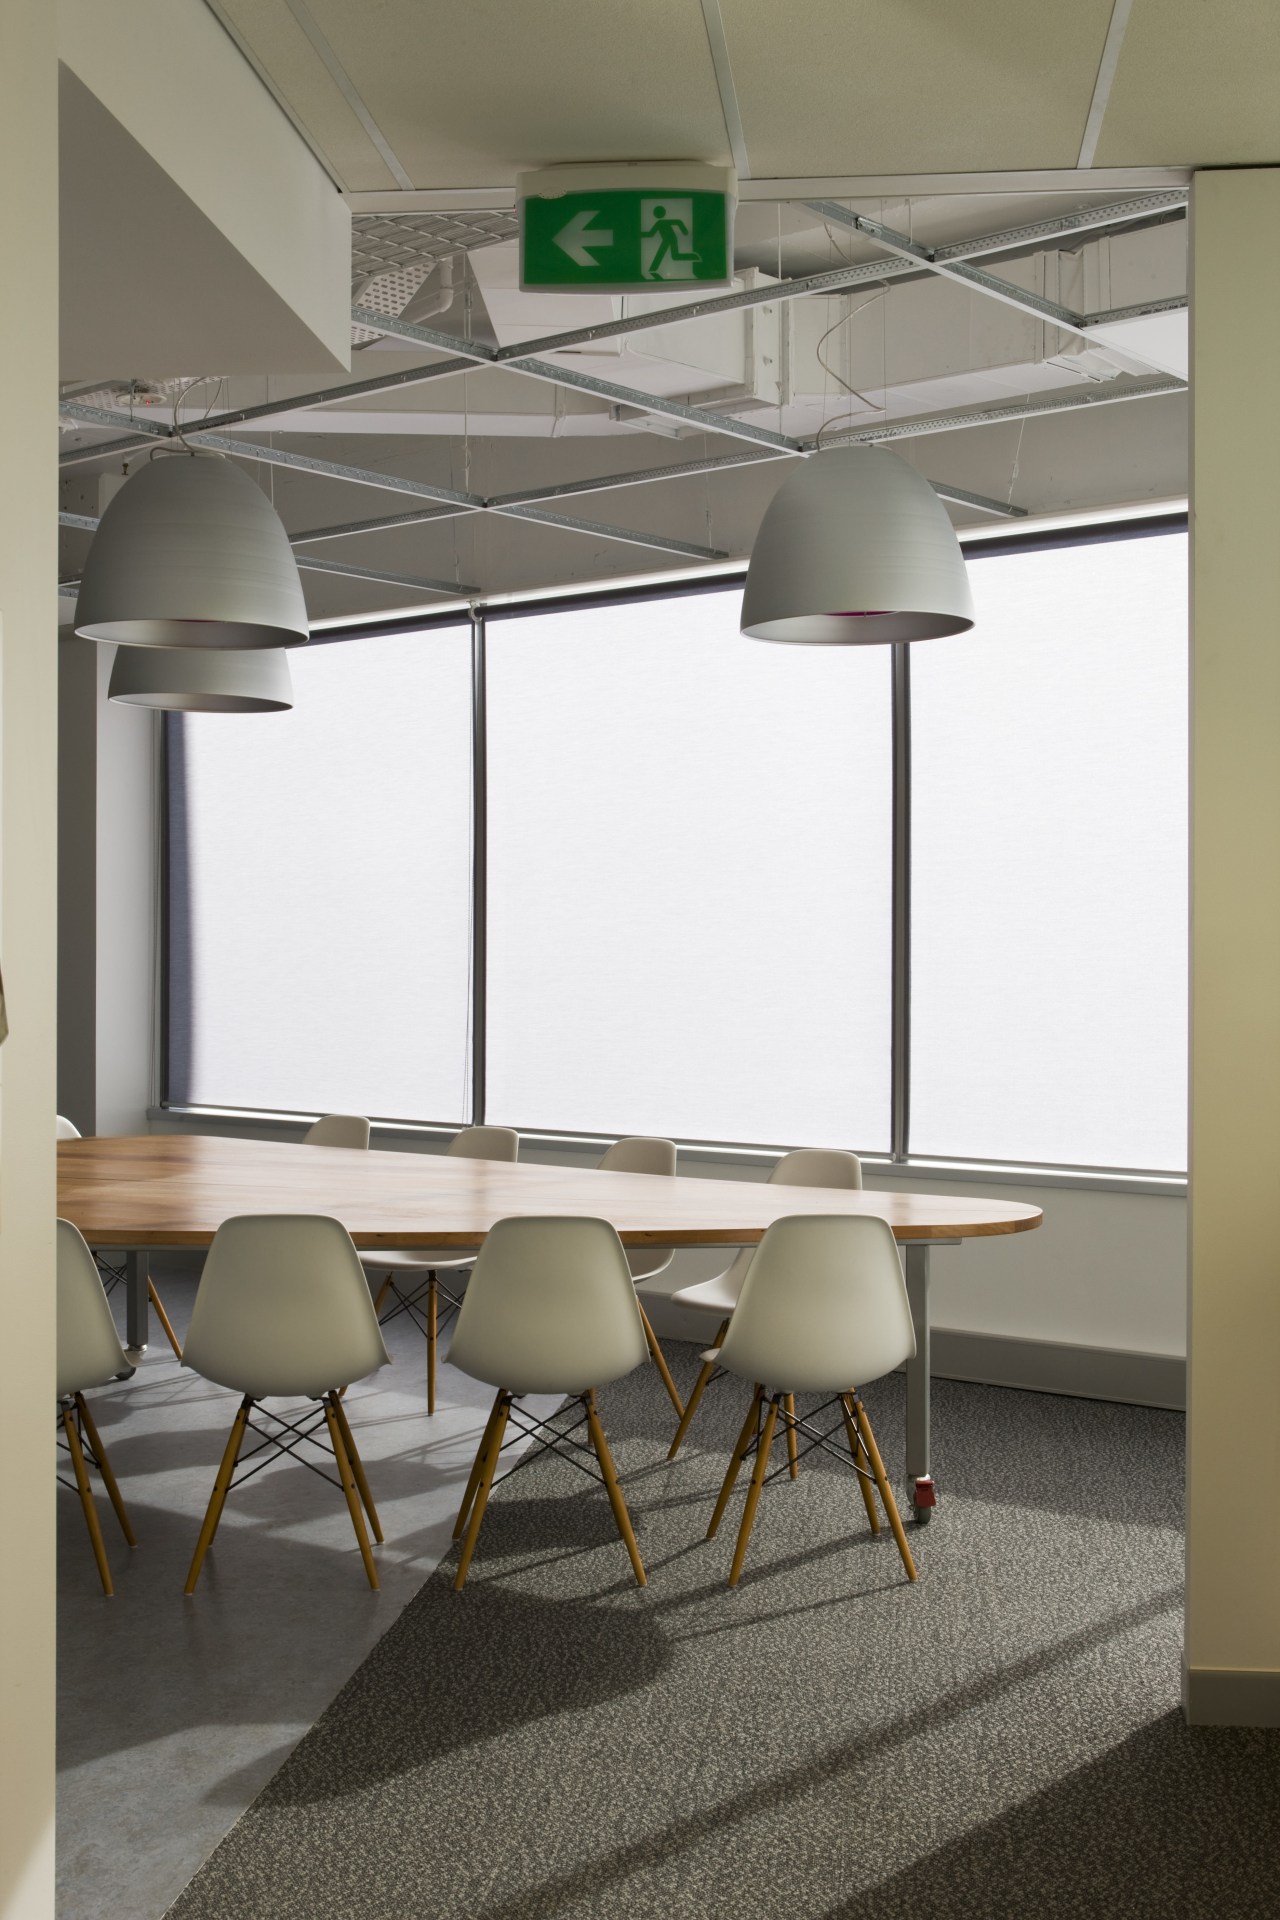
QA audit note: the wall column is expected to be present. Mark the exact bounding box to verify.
[0,6,60,1914]
[1186,166,1280,1725]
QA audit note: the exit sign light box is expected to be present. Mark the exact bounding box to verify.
[519,163,737,294]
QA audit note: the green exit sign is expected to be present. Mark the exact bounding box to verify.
[519,164,735,294]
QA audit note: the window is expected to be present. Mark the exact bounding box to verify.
[164,524,1189,1174]
[483,587,893,1147]
[908,530,1188,1169]
[167,624,474,1122]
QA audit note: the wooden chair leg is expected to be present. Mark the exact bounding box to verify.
[840,1394,880,1533]
[185,1399,251,1595]
[427,1272,438,1416]
[784,1394,800,1479]
[584,1390,646,1587]
[75,1394,136,1546]
[454,1392,509,1539]
[637,1302,685,1419]
[667,1318,729,1459]
[373,1276,393,1317]
[324,1399,380,1590]
[454,1394,511,1590]
[729,1395,781,1587]
[707,1385,765,1539]
[328,1392,383,1542]
[62,1405,114,1596]
[852,1397,917,1582]
[148,1281,183,1359]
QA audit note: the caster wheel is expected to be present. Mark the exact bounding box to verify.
[911,1475,936,1525]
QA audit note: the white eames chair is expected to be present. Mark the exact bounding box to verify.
[667,1148,864,1461]
[448,1216,649,1591]
[706,1214,918,1586]
[181,1214,391,1593]
[598,1136,686,1419]
[303,1113,372,1149]
[57,1116,184,1360]
[57,1220,138,1595]
[364,1124,520,1414]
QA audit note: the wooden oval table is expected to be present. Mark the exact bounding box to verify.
[58,1133,1042,1522]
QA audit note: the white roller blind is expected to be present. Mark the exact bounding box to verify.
[168,625,473,1121]
[909,531,1188,1170]
[484,587,893,1147]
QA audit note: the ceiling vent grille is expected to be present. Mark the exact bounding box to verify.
[351,211,519,342]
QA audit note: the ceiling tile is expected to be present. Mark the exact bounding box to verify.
[302,0,731,189]
[718,0,1116,177]
[220,0,400,191]
[1092,0,1280,166]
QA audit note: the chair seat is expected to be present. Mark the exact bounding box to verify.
[669,1266,740,1317]
[359,1251,472,1274]
[628,1248,673,1283]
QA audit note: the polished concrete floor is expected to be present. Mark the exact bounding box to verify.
[55,1263,560,1920]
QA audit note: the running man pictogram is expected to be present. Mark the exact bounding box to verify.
[640,198,700,280]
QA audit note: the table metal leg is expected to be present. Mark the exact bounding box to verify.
[903,1243,934,1522]
[125,1251,150,1353]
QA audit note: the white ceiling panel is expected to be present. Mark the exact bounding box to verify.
[298,0,730,187]
[218,0,400,190]
[1093,0,1280,167]
[716,0,1117,177]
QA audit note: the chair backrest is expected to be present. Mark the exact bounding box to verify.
[182,1214,390,1400]
[57,1219,128,1398]
[57,1115,82,1141]
[771,1147,863,1190]
[449,1216,648,1396]
[448,1125,519,1162]
[598,1136,676,1177]
[598,1137,676,1278]
[304,1113,371,1150]
[718,1214,914,1395]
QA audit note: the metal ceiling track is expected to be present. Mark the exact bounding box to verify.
[55,409,732,563]
[56,191,1187,577]
[823,374,1186,448]
[806,200,1188,356]
[58,397,1027,553]
[57,508,478,597]
[58,192,1186,467]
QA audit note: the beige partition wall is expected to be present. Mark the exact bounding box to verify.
[0,7,59,1916]
[1186,167,1280,1727]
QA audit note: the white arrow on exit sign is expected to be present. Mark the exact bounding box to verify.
[554,208,614,267]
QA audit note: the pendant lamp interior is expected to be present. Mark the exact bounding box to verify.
[107,644,293,713]
[741,445,975,645]
[75,452,309,651]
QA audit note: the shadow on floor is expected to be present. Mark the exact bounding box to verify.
[821,1709,1280,1919]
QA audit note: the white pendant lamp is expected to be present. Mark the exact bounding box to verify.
[741,445,975,645]
[75,452,309,651]
[107,644,293,713]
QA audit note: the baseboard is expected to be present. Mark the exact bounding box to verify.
[642,1295,1186,1411]
[929,1328,1186,1411]
[1183,1666,1280,1727]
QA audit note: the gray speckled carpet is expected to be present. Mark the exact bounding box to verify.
[165,1348,1278,1919]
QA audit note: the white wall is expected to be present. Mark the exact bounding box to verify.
[94,649,157,1135]
[1185,167,1280,1725]
[0,12,58,1915]
[57,637,158,1138]
[59,0,351,374]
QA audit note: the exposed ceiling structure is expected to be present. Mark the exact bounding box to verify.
[57,0,1280,622]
